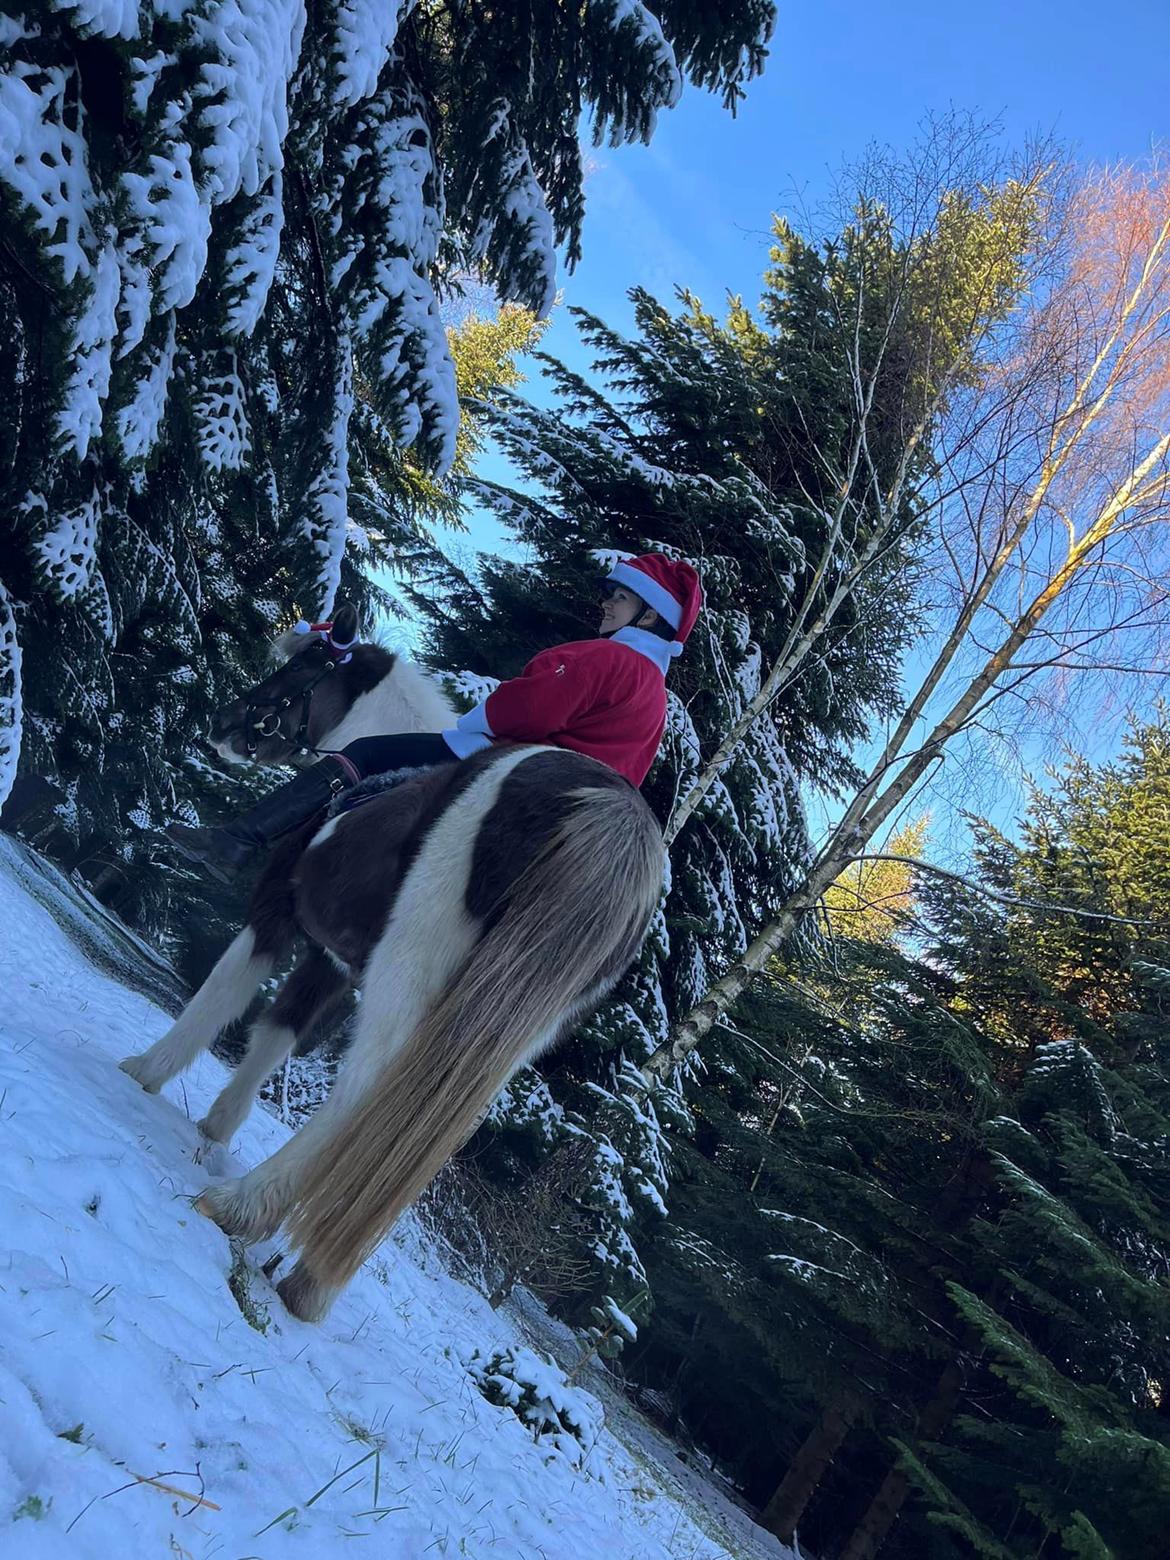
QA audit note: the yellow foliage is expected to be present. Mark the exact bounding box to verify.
[446,304,546,477]
[823,818,928,945]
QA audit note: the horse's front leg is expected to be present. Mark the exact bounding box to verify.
[120,928,273,1093]
[198,945,350,1145]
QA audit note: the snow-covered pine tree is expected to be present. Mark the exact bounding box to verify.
[0,2,776,914]
[413,255,927,1311]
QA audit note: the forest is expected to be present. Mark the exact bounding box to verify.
[1,4,1167,1557]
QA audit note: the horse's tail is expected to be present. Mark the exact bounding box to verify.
[284,778,663,1291]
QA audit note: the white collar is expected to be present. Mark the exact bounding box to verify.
[609,626,682,675]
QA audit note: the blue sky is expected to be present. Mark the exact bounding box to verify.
[394,2,1169,837]
[541,0,1167,374]
[447,0,1168,570]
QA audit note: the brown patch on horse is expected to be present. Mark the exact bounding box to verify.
[267,945,352,1058]
[245,820,323,961]
[291,752,501,973]
[466,749,636,932]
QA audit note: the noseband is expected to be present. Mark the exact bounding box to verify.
[243,654,343,758]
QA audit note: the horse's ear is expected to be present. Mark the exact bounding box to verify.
[332,601,360,645]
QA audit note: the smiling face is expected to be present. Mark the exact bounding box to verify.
[599,585,660,637]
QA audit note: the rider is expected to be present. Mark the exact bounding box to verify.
[167,553,702,880]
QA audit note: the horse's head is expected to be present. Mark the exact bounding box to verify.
[209,603,393,765]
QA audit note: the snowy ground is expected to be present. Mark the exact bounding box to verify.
[0,840,795,1560]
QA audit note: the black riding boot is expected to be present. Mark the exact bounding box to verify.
[165,754,357,882]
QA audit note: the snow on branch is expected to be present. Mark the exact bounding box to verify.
[467,102,558,319]
[336,77,458,472]
[585,0,683,146]
[329,0,413,107]
[300,337,354,614]
[188,0,307,207]
[0,580,23,810]
[30,484,101,600]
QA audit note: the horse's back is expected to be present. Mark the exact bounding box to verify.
[465,747,661,927]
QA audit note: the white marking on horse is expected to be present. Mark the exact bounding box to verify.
[200,748,543,1240]
[119,929,270,1093]
[199,1018,299,1145]
[322,658,454,750]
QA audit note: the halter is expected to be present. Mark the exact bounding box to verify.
[243,622,351,759]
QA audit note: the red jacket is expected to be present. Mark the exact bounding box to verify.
[444,634,670,787]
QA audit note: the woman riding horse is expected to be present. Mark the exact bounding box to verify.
[168,553,703,879]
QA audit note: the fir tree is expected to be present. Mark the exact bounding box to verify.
[625,722,1170,1557]
[411,204,957,1316]
[895,721,1170,1560]
[0,0,775,911]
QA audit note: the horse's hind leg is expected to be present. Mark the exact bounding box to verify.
[202,840,483,1315]
[192,984,400,1246]
[120,927,274,1093]
[197,873,476,1257]
[198,946,350,1146]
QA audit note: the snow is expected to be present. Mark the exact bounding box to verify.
[0,581,23,809]
[0,57,93,288]
[114,315,177,463]
[470,104,558,319]
[601,1298,638,1342]
[0,843,794,1560]
[121,114,212,313]
[47,0,142,40]
[194,351,253,472]
[588,1,683,144]
[330,0,413,107]
[31,486,101,600]
[189,0,307,207]
[302,340,354,614]
[58,239,121,458]
[222,172,284,336]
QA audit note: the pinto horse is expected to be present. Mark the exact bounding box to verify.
[120,609,663,1321]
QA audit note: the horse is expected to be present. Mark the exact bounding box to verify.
[119,607,664,1322]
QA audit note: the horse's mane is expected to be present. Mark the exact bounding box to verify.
[267,618,455,741]
[329,642,456,744]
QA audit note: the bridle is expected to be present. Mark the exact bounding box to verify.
[241,622,354,759]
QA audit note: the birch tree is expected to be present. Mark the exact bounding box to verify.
[646,158,1170,1081]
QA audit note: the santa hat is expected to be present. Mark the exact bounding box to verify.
[606,554,703,647]
[291,618,358,664]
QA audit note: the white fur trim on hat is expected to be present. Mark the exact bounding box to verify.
[606,560,682,629]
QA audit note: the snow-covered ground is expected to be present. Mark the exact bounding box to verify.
[0,840,795,1560]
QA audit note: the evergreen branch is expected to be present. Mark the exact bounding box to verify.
[857,855,1167,927]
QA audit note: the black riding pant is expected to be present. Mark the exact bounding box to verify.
[339,731,460,780]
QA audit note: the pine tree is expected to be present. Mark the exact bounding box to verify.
[624,722,1170,1557]
[0,0,776,917]
[629,927,993,1550]
[894,722,1170,1560]
[411,203,954,1318]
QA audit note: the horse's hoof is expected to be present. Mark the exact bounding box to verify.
[276,1261,333,1324]
[196,1109,232,1146]
[193,1188,224,1223]
[194,1185,253,1238]
[119,1054,163,1093]
[195,1180,283,1243]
